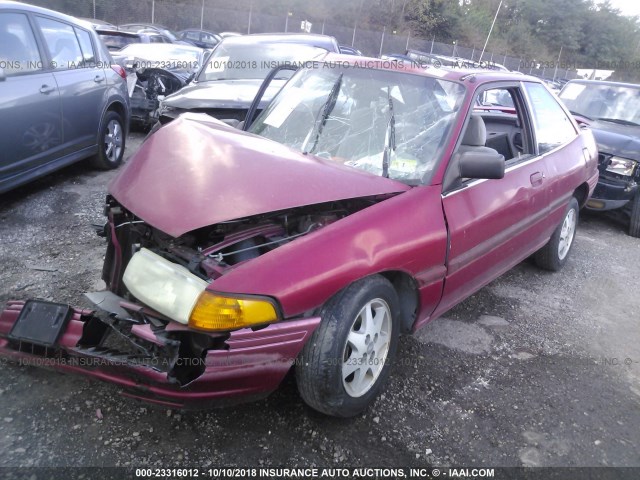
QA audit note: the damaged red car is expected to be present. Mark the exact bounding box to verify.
[0,57,599,417]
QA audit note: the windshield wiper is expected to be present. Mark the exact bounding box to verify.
[569,110,592,121]
[382,87,396,178]
[596,117,640,127]
[303,73,343,155]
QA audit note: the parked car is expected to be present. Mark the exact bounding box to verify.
[96,28,173,51]
[111,43,207,128]
[339,45,362,56]
[177,29,221,49]
[119,23,178,42]
[406,49,509,72]
[0,58,598,416]
[0,1,130,193]
[559,79,640,237]
[78,17,115,29]
[155,33,339,127]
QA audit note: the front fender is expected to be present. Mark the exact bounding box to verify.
[210,186,448,319]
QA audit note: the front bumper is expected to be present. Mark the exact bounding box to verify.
[0,300,320,409]
[586,175,638,211]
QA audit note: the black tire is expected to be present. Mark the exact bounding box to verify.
[92,111,125,170]
[535,197,580,271]
[629,194,640,238]
[296,275,400,417]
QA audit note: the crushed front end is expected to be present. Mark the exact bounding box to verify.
[0,194,376,408]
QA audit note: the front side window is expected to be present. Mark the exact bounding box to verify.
[37,17,83,70]
[0,12,42,75]
[525,82,577,154]
[249,66,466,184]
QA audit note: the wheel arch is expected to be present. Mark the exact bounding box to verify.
[378,270,420,334]
[99,99,130,141]
[573,182,590,209]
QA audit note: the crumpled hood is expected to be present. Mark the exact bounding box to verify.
[109,113,410,237]
[162,79,287,110]
[589,121,640,161]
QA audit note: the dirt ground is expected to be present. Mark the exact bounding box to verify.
[0,132,638,469]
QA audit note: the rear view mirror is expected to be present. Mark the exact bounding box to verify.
[458,150,505,179]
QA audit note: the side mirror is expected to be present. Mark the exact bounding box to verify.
[458,150,505,179]
[0,67,5,82]
[243,64,299,131]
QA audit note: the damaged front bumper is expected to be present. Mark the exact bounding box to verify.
[0,297,320,409]
[586,175,639,211]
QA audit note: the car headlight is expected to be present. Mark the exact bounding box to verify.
[123,248,208,324]
[606,156,637,176]
[123,248,279,331]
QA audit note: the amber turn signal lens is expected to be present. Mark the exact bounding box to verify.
[188,291,279,331]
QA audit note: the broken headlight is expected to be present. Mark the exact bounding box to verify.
[123,248,280,331]
[606,156,637,177]
[123,248,208,324]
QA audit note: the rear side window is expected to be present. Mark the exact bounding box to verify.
[524,82,577,154]
[0,12,42,75]
[149,35,164,43]
[74,27,96,66]
[36,16,83,70]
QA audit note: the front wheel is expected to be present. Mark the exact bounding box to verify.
[628,193,640,238]
[296,275,400,417]
[92,111,125,170]
[535,197,579,271]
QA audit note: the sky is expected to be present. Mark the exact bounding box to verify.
[605,0,640,17]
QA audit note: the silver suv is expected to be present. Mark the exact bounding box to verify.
[0,1,130,193]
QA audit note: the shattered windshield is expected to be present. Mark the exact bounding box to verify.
[559,82,640,126]
[198,43,327,81]
[249,66,466,183]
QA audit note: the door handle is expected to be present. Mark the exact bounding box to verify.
[530,172,545,186]
[94,75,105,83]
[39,84,55,94]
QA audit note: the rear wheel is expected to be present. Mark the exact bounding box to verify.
[296,275,400,417]
[535,197,579,271]
[629,194,640,238]
[92,111,125,170]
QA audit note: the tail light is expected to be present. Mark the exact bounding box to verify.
[111,64,126,79]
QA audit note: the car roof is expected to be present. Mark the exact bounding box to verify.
[221,33,339,52]
[0,0,93,28]
[320,53,539,85]
[565,79,640,89]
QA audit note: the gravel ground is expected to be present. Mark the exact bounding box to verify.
[0,132,638,468]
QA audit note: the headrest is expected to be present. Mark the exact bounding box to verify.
[462,115,487,147]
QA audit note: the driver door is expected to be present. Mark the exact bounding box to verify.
[438,83,550,313]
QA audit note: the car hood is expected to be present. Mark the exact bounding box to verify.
[162,79,287,110]
[109,113,410,237]
[589,121,640,161]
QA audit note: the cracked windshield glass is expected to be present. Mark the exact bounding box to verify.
[249,66,466,183]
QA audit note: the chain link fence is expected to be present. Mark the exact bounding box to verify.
[22,0,578,80]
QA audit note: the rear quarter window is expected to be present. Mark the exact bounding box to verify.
[74,27,96,66]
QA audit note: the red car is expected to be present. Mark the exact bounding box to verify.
[0,56,598,417]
